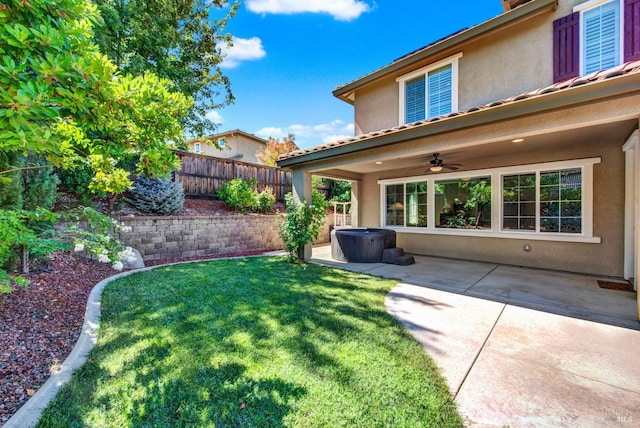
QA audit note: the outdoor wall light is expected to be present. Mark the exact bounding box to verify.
[512,138,524,143]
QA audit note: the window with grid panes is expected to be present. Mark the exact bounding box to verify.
[540,169,582,233]
[385,184,405,226]
[502,173,536,231]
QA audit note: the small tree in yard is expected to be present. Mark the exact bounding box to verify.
[256,134,299,166]
[279,191,328,262]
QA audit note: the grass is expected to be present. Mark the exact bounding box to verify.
[37,257,462,427]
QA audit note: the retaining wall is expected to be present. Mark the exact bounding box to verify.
[117,213,339,261]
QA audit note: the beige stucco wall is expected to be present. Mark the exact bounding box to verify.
[351,0,594,135]
[196,134,266,164]
[354,76,399,135]
[356,136,625,277]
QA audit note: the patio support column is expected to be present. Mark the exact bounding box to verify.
[291,169,313,260]
[634,127,640,321]
[350,181,359,227]
[628,126,640,320]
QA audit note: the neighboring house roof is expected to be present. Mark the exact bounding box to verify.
[191,129,268,145]
[279,60,640,166]
[332,0,557,104]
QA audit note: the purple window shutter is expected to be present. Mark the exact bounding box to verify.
[553,12,580,83]
[625,0,640,61]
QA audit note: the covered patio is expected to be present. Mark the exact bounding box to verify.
[278,63,640,319]
[310,244,638,329]
[309,244,640,426]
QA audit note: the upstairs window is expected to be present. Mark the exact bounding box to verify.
[397,53,461,125]
[194,142,201,153]
[582,0,620,74]
[405,77,426,123]
[428,65,453,118]
[553,0,640,83]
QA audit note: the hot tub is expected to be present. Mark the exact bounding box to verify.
[331,228,396,263]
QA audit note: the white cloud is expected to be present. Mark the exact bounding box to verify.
[254,126,285,138]
[246,0,371,21]
[254,120,354,147]
[220,36,266,69]
[322,134,352,144]
[205,110,223,124]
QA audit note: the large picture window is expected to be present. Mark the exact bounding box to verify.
[379,158,598,243]
[435,177,491,229]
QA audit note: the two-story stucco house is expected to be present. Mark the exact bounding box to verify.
[278,0,640,315]
[191,129,268,165]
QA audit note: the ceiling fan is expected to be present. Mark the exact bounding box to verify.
[426,153,461,173]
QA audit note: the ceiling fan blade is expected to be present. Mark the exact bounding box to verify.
[444,165,459,171]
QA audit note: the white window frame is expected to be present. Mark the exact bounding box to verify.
[218,137,226,147]
[378,158,601,243]
[574,0,624,76]
[194,142,201,153]
[397,52,462,125]
[383,179,429,228]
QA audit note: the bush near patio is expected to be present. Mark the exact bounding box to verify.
[36,257,463,427]
[279,191,328,262]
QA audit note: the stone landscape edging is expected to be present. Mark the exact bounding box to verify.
[2,255,271,428]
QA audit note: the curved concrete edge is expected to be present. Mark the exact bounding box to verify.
[3,255,275,428]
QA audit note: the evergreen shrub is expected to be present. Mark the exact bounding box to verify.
[23,159,60,211]
[128,176,184,215]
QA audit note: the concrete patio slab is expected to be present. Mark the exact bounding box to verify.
[386,283,504,395]
[313,245,498,292]
[310,245,640,427]
[456,305,640,427]
[467,265,638,328]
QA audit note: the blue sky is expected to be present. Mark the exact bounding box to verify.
[210,0,505,149]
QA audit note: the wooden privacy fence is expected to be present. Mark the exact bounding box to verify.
[172,151,292,200]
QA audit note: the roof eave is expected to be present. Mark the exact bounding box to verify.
[332,0,558,102]
[188,129,268,145]
[280,72,640,168]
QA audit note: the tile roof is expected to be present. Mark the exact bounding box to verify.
[332,0,557,100]
[279,60,640,162]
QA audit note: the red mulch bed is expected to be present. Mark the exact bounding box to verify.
[0,249,267,424]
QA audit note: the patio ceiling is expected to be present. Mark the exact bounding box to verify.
[308,119,638,178]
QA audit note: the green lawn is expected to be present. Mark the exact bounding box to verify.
[38,257,462,427]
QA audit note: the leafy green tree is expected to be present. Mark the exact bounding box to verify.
[0,0,193,291]
[0,0,192,192]
[93,0,237,139]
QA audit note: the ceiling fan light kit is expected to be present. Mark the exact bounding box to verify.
[427,153,460,173]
